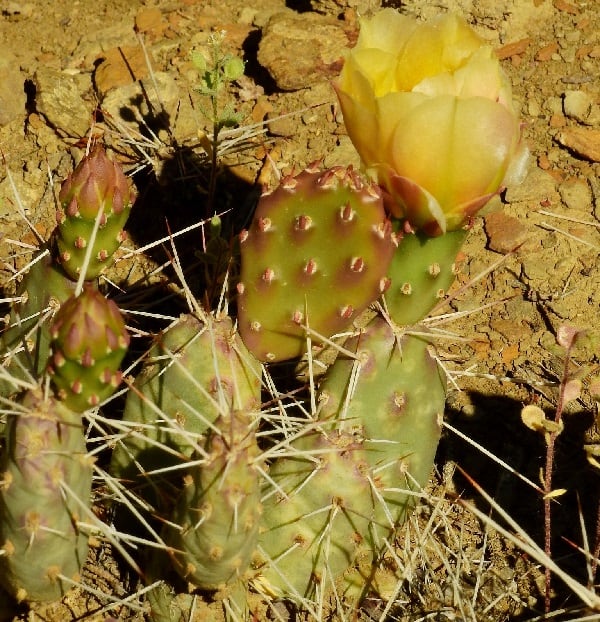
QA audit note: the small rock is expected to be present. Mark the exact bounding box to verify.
[323,135,361,169]
[33,67,91,137]
[101,71,182,136]
[94,45,149,96]
[0,47,26,126]
[311,0,381,15]
[505,167,558,203]
[1,2,33,19]
[258,11,350,91]
[558,178,592,211]
[563,90,593,123]
[557,127,600,162]
[135,8,167,39]
[484,211,529,254]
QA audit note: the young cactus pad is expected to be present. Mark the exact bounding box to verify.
[255,429,374,600]
[47,284,129,413]
[110,313,261,514]
[56,145,135,281]
[237,165,397,362]
[165,410,261,589]
[317,317,446,548]
[0,389,92,602]
[383,228,466,326]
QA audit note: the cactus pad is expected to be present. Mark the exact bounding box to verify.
[0,389,92,602]
[166,410,261,589]
[110,314,261,514]
[0,253,76,398]
[318,317,446,547]
[384,228,466,326]
[237,165,397,362]
[255,429,374,599]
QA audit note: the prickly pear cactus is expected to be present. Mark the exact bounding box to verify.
[47,284,129,413]
[0,253,77,398]
[165,410,261,589]
[0,389,92,602]
[110,313,261,513]
[56,145,135,281]
[317,317,446,547]
[254,428,374,600]
[384,228,466,326]
[237,165,397,362]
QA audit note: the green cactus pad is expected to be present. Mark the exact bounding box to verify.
[0,389,92,602]
[47,284,129,412]
[110,314,261,514]
[56,145,135,281]
[317,317,446,548]
[383,228,466,326]
[255,429,374,600]
[237,165,397,362]
[166,410,261,589]
[0,252,77,398]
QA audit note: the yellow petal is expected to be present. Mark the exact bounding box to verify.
[385,95,520,215]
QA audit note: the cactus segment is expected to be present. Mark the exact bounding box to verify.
[384,228,466,326]
[237,166,397,362]
[47,285,129,413]
[166,410,261,589]
[255,429,374,599]
[56,145,135,281]
[0,253,77,398]
[317,317,446,547]
[0,389,92,602]
[110,314,261,513]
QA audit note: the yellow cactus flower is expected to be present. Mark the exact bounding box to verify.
[335,10,528,235]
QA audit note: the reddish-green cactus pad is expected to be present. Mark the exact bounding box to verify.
[47,285,129,412]
[237,165,397,362]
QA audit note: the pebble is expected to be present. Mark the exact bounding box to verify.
[504,167,558,203]
[563,90,593,123]
[33,67,91,138]
[558,178,592,211]
[94,45,149,96]
[258,11,350,91]
[484,211,530,254]
[557,127,600,162]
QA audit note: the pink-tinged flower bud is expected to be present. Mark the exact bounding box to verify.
[334,10,528,235]
[58,145,134,220]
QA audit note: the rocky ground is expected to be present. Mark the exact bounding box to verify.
[0,0,600,620]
